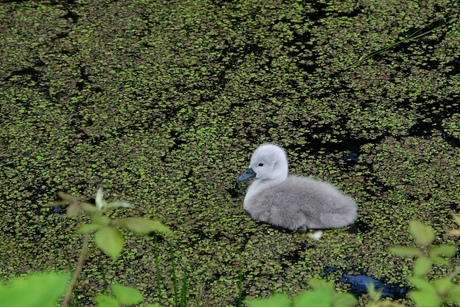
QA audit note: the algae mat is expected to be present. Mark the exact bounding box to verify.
[1,0,460,305]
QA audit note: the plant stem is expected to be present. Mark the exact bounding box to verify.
[153,233,164,305]
[180,267,188,307]
[171,246,179,307]
[61,233,89,307]
[350,17,444,68]
[236,267,244,307]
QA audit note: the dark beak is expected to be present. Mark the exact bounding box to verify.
[237,168,256,182]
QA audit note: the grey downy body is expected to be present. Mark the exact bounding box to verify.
[238,144,357,238]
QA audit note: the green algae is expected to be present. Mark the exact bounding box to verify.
[1,0,460,305]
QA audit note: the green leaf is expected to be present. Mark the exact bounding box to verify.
[448,229,460,236]
[93,294,119,307]
[409,290,442,307]
[244,293,291,307]
[409,277,436,293]
[77,223,102,234]
[112,284,143,305]
[413,257,432,277]
[92,214,110,226]
[145,304,163,307]
[66,203,81,217]
[95,227,124,261]
[390,247,423,258]
[368,302,406,307]
[308,278,334,292]
[366,283,383,302]
[432,278,453,295]
[452,214,460,226]
[57,191,78,203]
[333,293,357,307]
[429,245,456,258]
[82,202,98,213]
[117,218,172,235]
[0,272,70,307]
[430,256,449,265]
[447,285,460,303]
[409,221,435,246]
[105,201,132,209]
[293,288,333,307]
[293,278,356,307]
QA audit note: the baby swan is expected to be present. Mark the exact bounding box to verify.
[238,144,357,239]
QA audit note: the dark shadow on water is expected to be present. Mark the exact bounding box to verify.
[338,273,409,299]
[442,132,460,147]
[408,117,460,148]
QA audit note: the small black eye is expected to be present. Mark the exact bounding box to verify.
[258,163,264,167]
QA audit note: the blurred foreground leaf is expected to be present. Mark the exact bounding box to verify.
[95,227,124,261]
[117,218,172,235]
[409,221,435,246]
[0,272,70,307]
[244,293,291,307]
[112,284,143,305]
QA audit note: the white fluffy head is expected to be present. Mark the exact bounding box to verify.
[249,144,289,181]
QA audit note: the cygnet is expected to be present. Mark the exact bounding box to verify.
[238,144,357,239]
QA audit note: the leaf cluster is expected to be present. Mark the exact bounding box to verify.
[47,187,173,306]
[391,220,460,307]
[53,188,172,261]
[244,278,357,307]
[244,218,460,307]
[94,284,161,307]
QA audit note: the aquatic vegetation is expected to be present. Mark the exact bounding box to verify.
[1,0,459,305]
